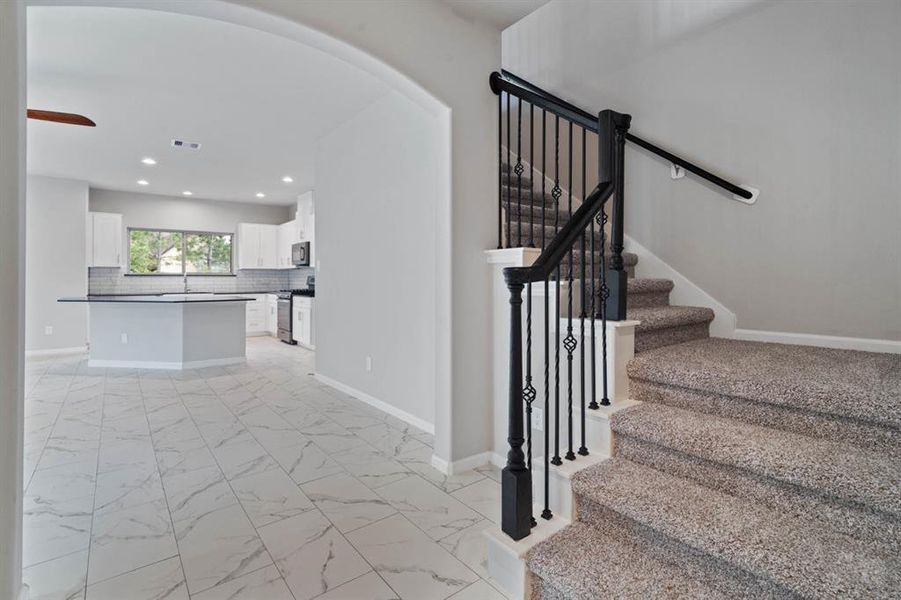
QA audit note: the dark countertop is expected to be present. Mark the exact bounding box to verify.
[59,294,256,304]
[79,290,287,297]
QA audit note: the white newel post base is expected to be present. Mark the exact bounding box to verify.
[485,249,639,599]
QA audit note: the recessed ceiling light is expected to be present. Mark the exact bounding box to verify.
[182,191,193,196]
[137,179,149,186]
[141,157,157,165]
[281,176,294,183]
[255,192,266,198]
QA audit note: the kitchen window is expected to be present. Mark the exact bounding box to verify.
[128,228,233,274]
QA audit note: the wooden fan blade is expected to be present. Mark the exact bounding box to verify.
[27,109,96,127]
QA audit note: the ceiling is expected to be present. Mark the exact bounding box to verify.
[443,0,550,30]
[27,7,391,205]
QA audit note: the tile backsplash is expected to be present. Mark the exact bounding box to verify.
[88,267,315,295]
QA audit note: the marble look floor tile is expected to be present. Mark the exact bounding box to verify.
[376,476,482,541]
[474,463,502,484]
[85,556,188,600]
[300,473,396,533]
[221,451,281,481]
[436,519,493,579]
[27,459,97,502]
[257,510,371,600]
[190,565,293,600]
[174,503,272,595]
[450,479,501,524]
[153,437,218,480]
[301,420,369,454]
[268,439,344,485]
[315,571,400,600]
[36,439,100,470]
[333,444,411,490]
[93,467,165,516]
[97,439,157,475]
[163,465,237,523]
[448,580,506,600]
[230,468,314,527]
[396,446,485,494]
[22,549,88,600]
[354,424,428,458]
[87,499,178,584]
[346,514,478,600]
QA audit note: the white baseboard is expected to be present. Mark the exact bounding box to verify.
[624,235,737,338]
[733,328,901,354]
[19,583,29,600]
[314,373,435,434]
[88,356,245,370]
[431,451,492,476]
[25,345,87,358]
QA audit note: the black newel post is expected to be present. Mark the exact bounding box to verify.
[599,110,631,321]
[501,270,532,541]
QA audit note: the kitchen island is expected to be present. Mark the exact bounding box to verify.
[59,294,254,369]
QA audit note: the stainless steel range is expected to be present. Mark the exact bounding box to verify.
[276,279,315,345]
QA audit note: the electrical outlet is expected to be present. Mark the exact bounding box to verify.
[120,332,128,344]
[365,356,372,372]
[532,406,544,431]
[44,326,53,336]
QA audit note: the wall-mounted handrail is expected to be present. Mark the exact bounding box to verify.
[490,70,753,201]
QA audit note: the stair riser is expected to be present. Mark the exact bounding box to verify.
[573,500,793,598]
[629,379,901,458]
[635,322,710,353]
[614,435,901,554]
[627,291,671,309]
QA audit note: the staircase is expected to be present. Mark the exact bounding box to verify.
[491,71,900,598]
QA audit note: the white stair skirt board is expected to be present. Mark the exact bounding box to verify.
[24,346,87,358]
[314,373,435,434]
[624,234,737,338]
[734,328,901,354]
[485,513,569,600]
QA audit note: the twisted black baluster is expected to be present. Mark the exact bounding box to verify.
[599,207,611,406]
[578,127,588,456]
[506,93,511,248]
[589,130,599,411]
[551,115,562,467]
[541,110,552,521]
[564,121,576,462]
[515,100,523,248]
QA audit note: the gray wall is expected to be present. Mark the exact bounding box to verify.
[315,91,440,426]
[25,175,89,351]
[504,0,901,341]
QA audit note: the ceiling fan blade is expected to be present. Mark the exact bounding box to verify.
[27,109,96,127]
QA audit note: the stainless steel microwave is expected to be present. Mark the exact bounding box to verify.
[292,241,310,266]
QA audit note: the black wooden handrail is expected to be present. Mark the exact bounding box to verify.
[490,70,752,200]
[503,182,613,286]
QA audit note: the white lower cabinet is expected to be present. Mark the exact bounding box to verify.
[244,295,268,336]
[266,294,278,336]
[292,297,314,349]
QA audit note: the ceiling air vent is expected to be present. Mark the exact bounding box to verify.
[171,139,201,150]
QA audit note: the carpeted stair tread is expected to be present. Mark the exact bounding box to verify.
[628,337,901,430]
[628,278,674,294]
[525,520,762,599]
[611,402,901,518]
[507,202,574,224]
[627,305,714,332]
[572,459,901,598]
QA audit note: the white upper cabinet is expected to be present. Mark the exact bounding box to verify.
[238,223,279,269]
[88,212,123,267]
[276,220,299,268]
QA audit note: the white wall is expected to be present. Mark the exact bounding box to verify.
[504,0,901,342]
[315,91,440,426]
[0,2,25,598]
[25,175,89,352]
[89,188,292,234]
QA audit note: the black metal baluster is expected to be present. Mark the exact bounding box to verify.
[497,93,502,249]
[515,100,523,247]
[501,275,531,540]
[589,131,599,411]
[564,121,576,462]
[551,116,562,467]
[506,94,511,248]
[541,109,552,521]
[599,207,610,407]
[529,104,535,248]
[578,127,588,456]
